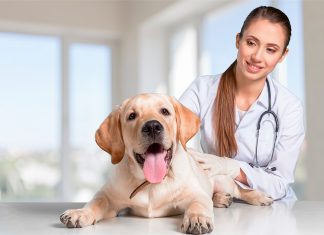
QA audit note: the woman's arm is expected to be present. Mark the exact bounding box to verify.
[235,100,305,200]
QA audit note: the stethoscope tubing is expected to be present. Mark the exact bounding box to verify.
[251,79,279,171]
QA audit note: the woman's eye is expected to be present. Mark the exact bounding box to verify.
[267,48,276,53]
[247,40,255,46]
[128,112,137,121]
[160,108,170,116]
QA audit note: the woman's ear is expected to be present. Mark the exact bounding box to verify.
[236,33,241,49]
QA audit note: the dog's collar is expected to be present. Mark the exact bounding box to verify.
[129,181,150,199]
[129,170,172,199]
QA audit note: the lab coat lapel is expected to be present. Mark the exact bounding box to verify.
[235,81,269,130]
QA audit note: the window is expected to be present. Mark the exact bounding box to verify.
[0,32,112,201]
[69,43,111,201]
[0,32,60,201]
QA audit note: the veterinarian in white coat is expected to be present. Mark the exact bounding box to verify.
[179,6,305,200]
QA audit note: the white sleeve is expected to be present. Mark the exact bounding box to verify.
[178,78,202,117]
[237,101,305,200]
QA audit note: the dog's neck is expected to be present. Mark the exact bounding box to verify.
[129,180,149,199]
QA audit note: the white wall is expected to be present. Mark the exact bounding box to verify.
[137,0,230,95]
[0,1,126,36]
[117,0,176,102]
[303,0,324,200]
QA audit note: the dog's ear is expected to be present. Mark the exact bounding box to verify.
[95,108,125,164]
[170,97,200,150]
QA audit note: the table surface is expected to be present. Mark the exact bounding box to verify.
[1,201,323,235]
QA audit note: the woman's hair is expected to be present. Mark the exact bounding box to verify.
[213,6,291,158]
[239,6,291,49]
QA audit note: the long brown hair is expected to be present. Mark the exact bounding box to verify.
[213,6,291,158]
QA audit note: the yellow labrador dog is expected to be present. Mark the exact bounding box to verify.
[60,93,272,234]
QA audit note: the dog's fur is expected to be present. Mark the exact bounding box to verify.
[60,93,272,234]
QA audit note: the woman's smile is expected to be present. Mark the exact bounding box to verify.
[246,61,263,73]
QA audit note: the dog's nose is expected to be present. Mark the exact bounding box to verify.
[142,120,164,136]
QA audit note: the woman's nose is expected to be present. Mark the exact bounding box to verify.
[251,48,263,62]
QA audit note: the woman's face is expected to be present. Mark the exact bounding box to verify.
[236,19,288,82]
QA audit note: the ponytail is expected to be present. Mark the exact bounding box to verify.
[213,61,237,157]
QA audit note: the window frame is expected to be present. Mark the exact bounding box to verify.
[60,36,115,200]
[0,27,116,201]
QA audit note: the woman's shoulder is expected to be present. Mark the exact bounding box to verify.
[181,74,222,98]
[271,79,305,133]
[179,74,222,117]
[191,74,222,94]
[272,79,304,111]
[195,74,221,86]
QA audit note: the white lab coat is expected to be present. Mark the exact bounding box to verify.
[179,74,305,200]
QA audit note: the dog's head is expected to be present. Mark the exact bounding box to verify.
[95,93,200,184]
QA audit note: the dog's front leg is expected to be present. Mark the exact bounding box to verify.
[180,196,214,234]
[60,190,116,228]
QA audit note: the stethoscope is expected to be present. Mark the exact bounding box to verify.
[249,79,279,172]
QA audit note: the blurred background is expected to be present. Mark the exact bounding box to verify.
[0,0,323,202]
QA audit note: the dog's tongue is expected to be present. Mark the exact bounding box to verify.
[143,151,167,184]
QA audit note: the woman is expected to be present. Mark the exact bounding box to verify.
[180,6,305,200]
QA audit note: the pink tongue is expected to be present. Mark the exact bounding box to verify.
[143,151,167,184]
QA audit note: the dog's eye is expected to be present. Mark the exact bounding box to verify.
[128,112,137,121]
[160,108,170,116]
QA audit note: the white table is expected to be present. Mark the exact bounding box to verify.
[1,201,323,235]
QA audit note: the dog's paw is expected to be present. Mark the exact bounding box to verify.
[60,208,96,228]
[257,193,273,206]
[181,215,213,234]
[247,191,273,206]
[212,192,233,208]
